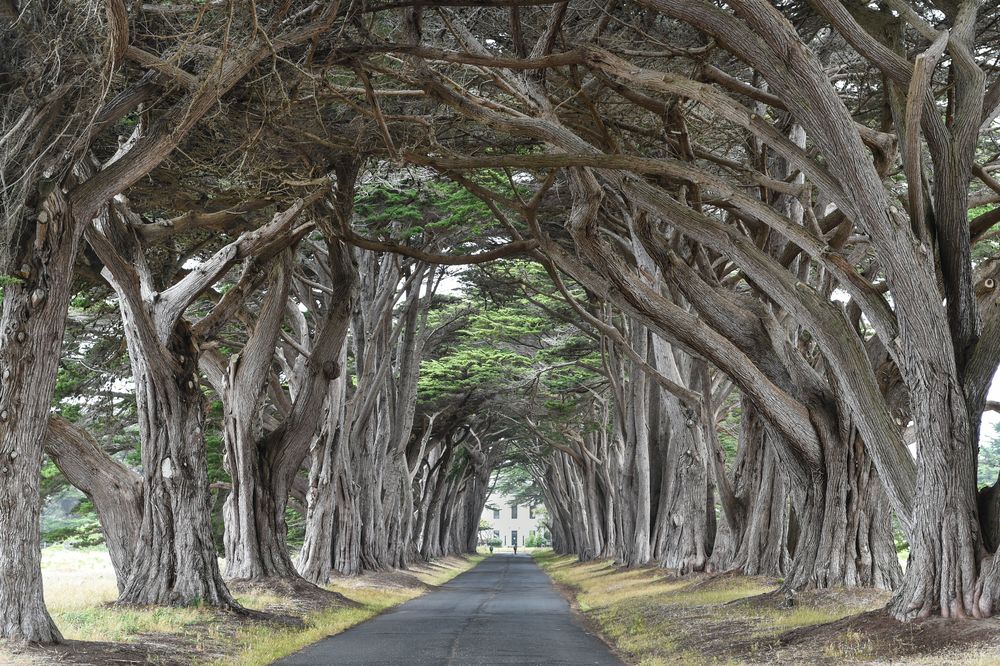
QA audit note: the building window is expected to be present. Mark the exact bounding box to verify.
[511,530,518,546]
[492,507,500,520]
[511,504,518,519]
[529,505,535,519]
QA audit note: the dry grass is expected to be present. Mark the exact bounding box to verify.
[0,546,483,665]
[532,550,1000,665]
[227,556,486,666]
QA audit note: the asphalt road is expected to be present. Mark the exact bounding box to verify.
[274,553,623,665]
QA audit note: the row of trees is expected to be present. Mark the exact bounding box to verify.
[5,0,1000,645]
[381,0,1000,622]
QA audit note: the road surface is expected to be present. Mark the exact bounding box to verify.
[274,553,623,665]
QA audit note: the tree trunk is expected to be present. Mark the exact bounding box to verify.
[45,416,143,592]
[0,198,79,643]
[709,401,789,576]
[421,442,456,560]
[648,343,710,573]
[652,402,710,574]
[220,259,298,581]
[219,238,355,583]
[891,380,980,618]
[297,426,338,584]
[783,423,902,592]
[118,320,236,607]
[223,445,298,580]
[298,364,359,581]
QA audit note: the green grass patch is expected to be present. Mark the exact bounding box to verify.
[224,555,483,665]
[531,549,888,664]
[26,546,484,665]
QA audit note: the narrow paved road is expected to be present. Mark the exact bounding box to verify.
[275,553,623,665]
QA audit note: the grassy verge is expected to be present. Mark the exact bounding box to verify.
[532,550,1000,665]
[225,556,484,666]
[1,547,483,665]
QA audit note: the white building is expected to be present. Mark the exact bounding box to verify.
[481,493,547,547]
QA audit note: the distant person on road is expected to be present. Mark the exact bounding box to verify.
[513,545,518,555]
[489,545,493,554]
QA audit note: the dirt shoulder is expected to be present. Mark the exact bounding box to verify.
[0,548,484,666]
[532,550,1000,665]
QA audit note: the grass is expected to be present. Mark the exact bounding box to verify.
[1,546,483,665]
[218,589,397,666]
[531,549,905,664]
[222,557,484,666]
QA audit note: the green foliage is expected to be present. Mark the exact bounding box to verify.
[42,514,105,548]
[354,179,496,241]
[42,488,105,548]
[979,421,1000,489]
[971,205,999,262]
[525,531,550,547]
[495,465,544,508]
[286,507,306,549]
[420,346,532,399]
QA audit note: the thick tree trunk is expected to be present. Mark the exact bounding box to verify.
[891,380,980,618]
[219,257,298,581]
[652,403,709,574]
[709,407,790,577]
[223,446,298,580]
[645,337,709,573]
[117,320,236,607]
[221,240,355,583]
[783,425,902,592]
[712,410,791,576]
[297,431,337,584]
[0,199,79,643]
[461,438,493,555]
[421,443,456,560]
[332,461,363,576]
[298,369,360,581]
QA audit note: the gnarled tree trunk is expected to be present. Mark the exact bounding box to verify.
[0,199,79,643]
[45,416,143,592]
[117,319,236,607]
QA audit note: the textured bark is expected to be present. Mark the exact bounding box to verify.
[709,403,789,577]
[87,212,223,608]
[45,417,143,592]
[220,257,297,580]
[787,422,902,592]
[622,322,652,566]
[299,244,438,576]
[297,357,358,582]
[215,237,356,584]
[0,200,78,643]
[891,380,980,618]
[421,440,458,560]
[86,190,322,605]
[652,397,709,574]
[116,318,236,607]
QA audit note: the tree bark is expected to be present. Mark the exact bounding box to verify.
[785,421,902,592]
[45,416,143,592]
[709,402,789,577]
[116,318,237,606]
[0,198,79,643]
[891,380,980,618]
